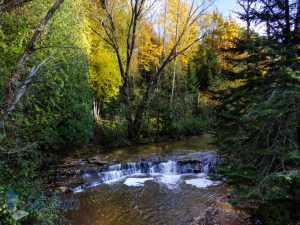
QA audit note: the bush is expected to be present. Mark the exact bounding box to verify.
[169,117,207,138]
[260,204,290,225]
[95,123,130,148]
[0,142,62,225]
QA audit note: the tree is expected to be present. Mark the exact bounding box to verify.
[213,0,300,223]
[0,0,94,223]
[192,12,242,92]
[139,21,162,73]
[159,0,201,104]
[0,0,65,118]
[0,0,94,146]
[236,0,255,39]
[89,0,214,140]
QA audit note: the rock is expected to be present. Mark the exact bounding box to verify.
[52,156,109,192]
[191,197,251,225]
[88,156,108,166]
[177,151,217,165]
[194,163,202,172]
[57,158,81,168]
[57,186,68,194]
[79,159,89,164]
[177,151,217,174]
[215,199,240,214]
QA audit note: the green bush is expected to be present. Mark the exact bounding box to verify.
[169,117,207,137]
[260,204,290,225]
[0,140,67,225]
[96,123,130,148]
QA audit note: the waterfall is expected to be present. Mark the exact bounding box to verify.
[201,164,210,174]
[156,161,177,175]
[73,153,218,193]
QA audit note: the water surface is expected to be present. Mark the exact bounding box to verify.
[66,135,227,225]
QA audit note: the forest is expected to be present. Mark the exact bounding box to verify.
[0,0,299,225]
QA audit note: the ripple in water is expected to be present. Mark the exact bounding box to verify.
[67,151,225,225]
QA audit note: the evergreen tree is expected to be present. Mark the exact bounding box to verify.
[214,0,300,224]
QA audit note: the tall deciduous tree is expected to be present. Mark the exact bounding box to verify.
[236,0,255,39]
[192,12,242,92]
[89,0,214,140]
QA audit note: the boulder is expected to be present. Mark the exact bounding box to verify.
[177,151,217,165]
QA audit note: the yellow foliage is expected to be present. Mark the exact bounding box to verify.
[216,79,246,90]
[80,0,123,100]
[139,21,162,72]
[161,0,200,69]
[202,12,242,72]
[89,44,123,99]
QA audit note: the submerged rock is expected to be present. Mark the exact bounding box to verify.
[191,198,251,225]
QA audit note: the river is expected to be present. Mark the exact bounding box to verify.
[62,135,230,225]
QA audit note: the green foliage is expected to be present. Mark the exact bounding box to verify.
[212,1,300,223]
[13,52,93,147]
[95,123,129,148]
[0,0,94,224]
[192,49,220,91]
[0,0,94,147]
[0,142,63,225]
[260,204,290,225]
[170,117,206,138]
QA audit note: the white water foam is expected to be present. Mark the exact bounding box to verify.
[156,175,182,189]
[124,177,154,186]
[185,177,221,188]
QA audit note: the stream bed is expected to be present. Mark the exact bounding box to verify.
[62,136,233,225]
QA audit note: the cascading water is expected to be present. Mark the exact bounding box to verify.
[73,153,220,193]
[66,138,229,225]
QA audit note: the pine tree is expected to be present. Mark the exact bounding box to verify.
[213,0,300,223]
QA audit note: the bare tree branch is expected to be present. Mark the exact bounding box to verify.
[7,53,54,114]
[0,0,65,118]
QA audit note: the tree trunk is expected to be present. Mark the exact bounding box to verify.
[0,0,64,119]
[284,0,291,43]
[132,84,152,140]
[158,0,168,90]
[171,58,177,104]
[170,0,180,104]
[294,0,300,42]
[156,110,160,140]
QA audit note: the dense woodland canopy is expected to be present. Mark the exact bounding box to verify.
[0,0,299,224]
